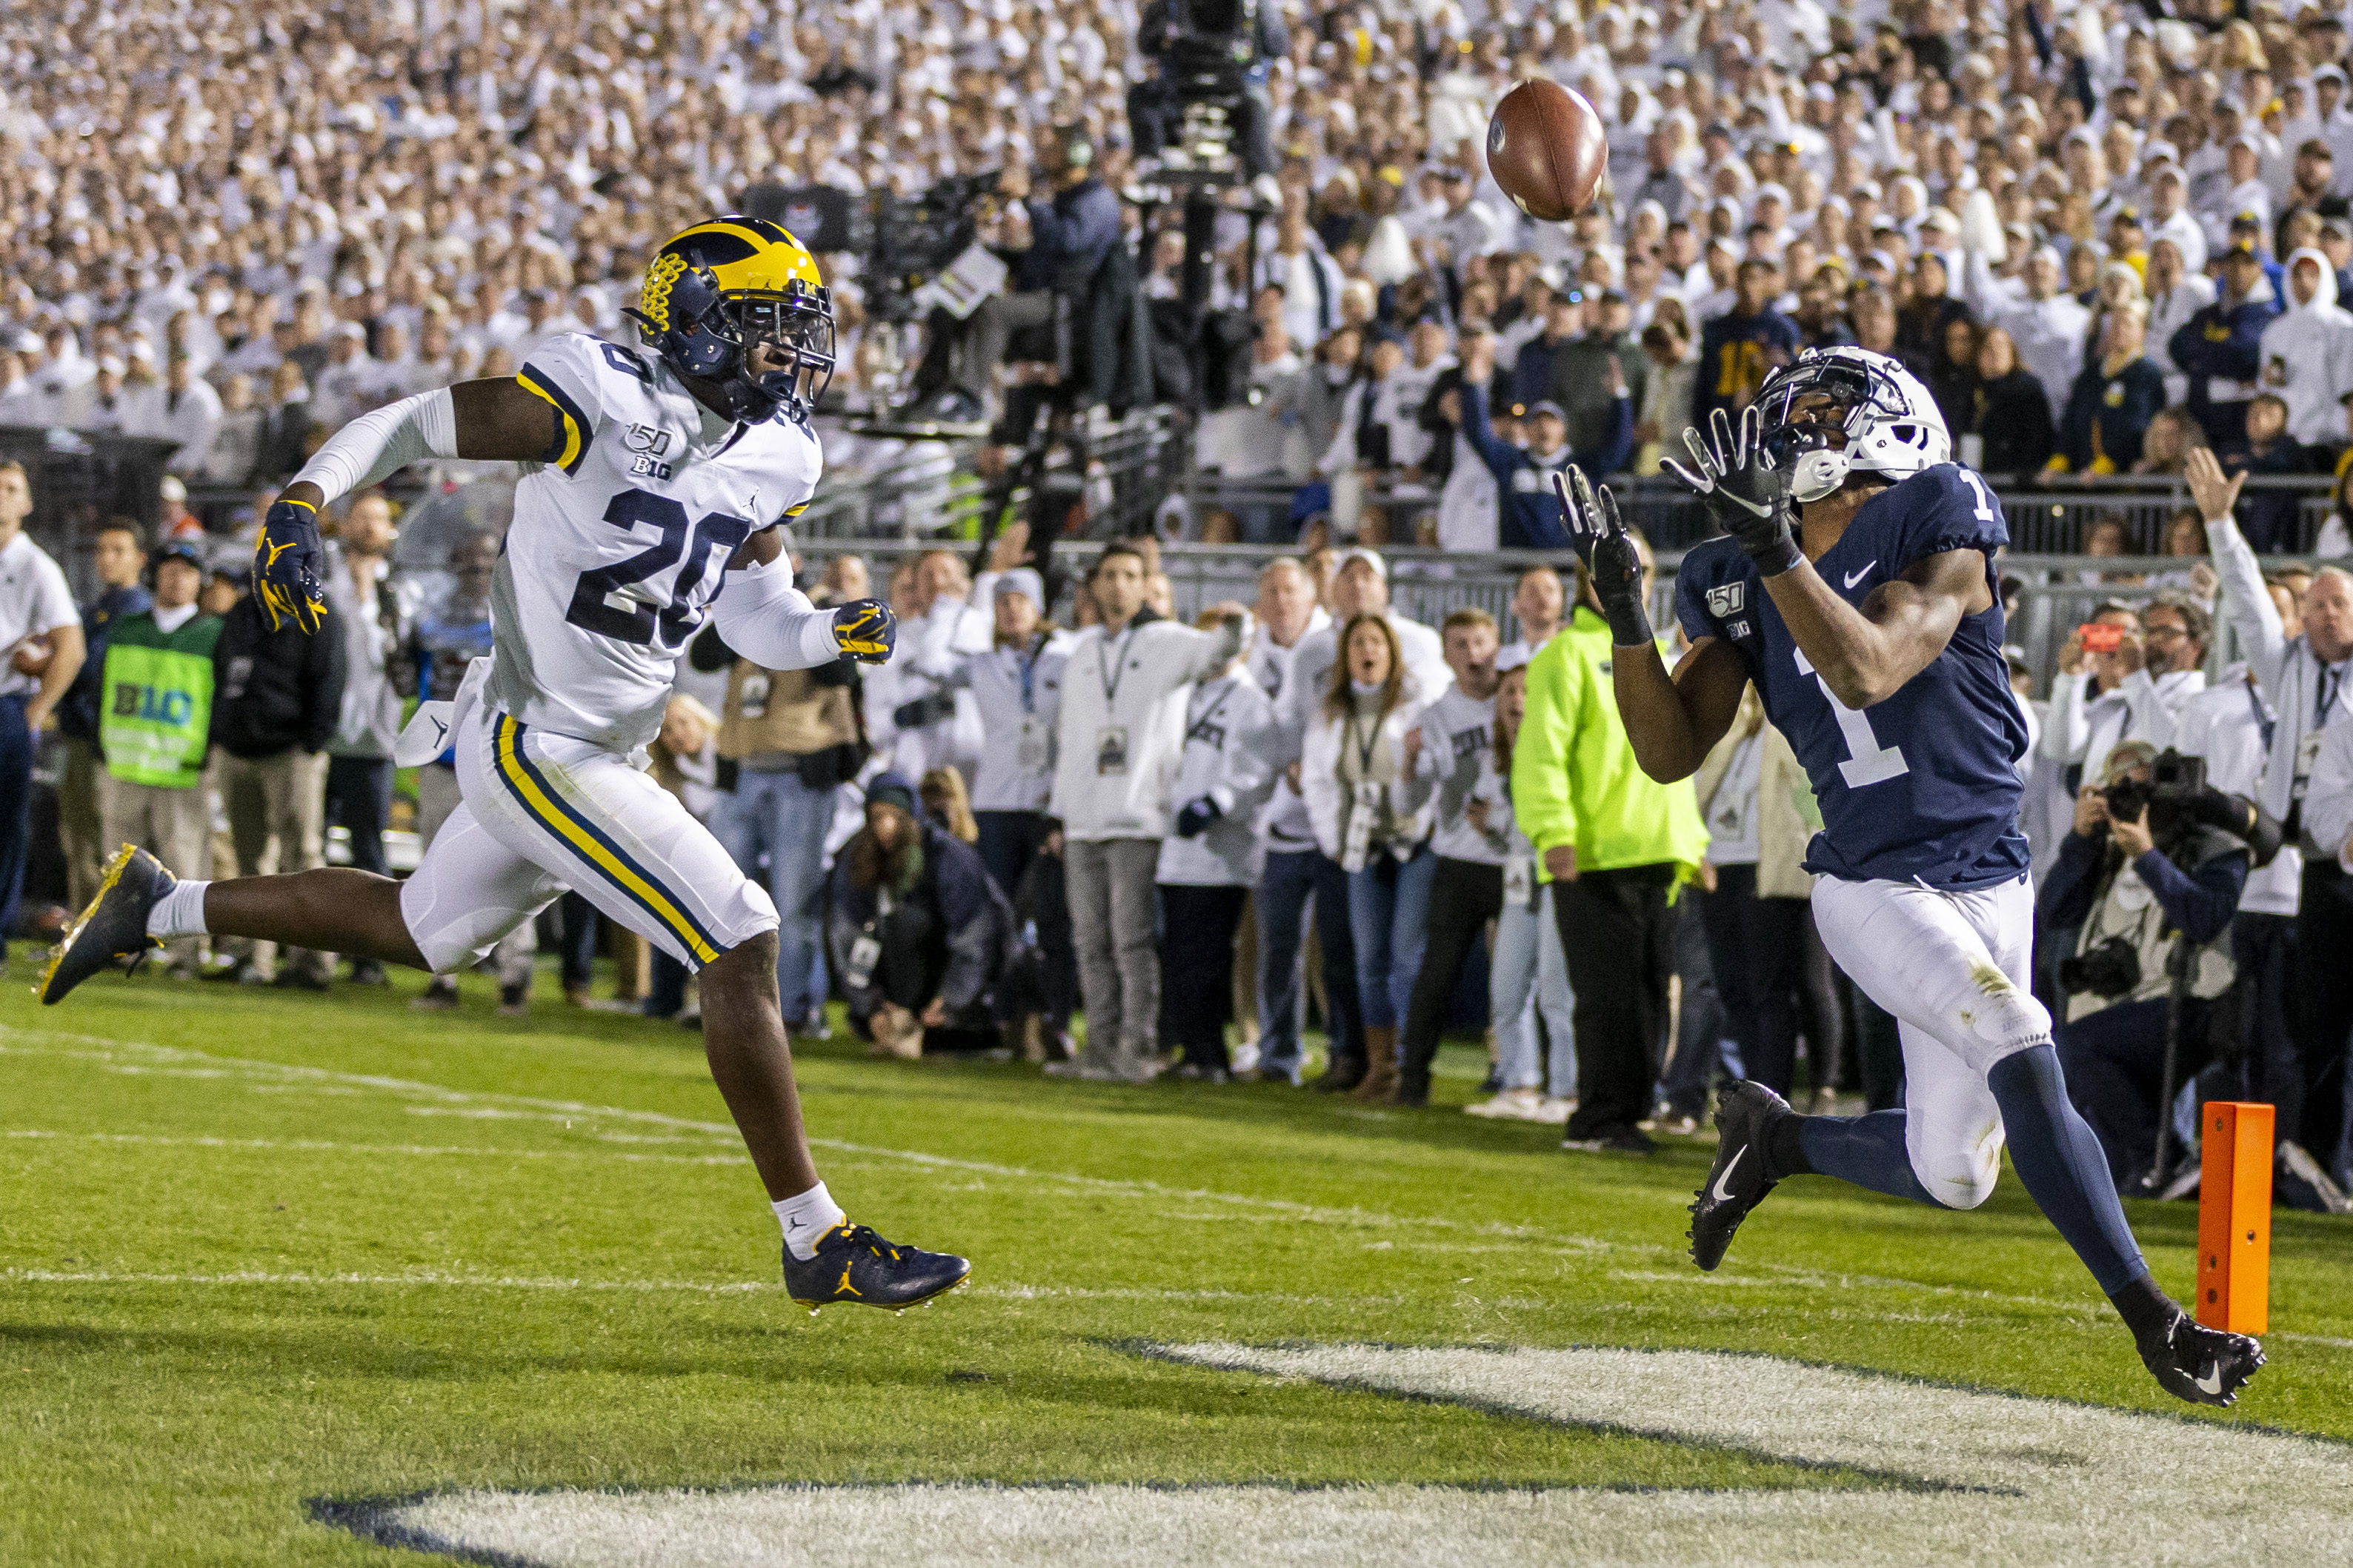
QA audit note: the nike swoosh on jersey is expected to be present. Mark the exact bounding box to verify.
[1711,1145,1746,1203]
[1843,561,1877,590]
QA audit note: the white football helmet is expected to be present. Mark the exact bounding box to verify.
[1754,346,1951,504]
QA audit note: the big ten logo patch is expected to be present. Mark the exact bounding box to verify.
[626,423,673,480]
[113,681,193,725]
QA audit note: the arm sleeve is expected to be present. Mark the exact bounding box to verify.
[288,387,459,506]
[1457,380,1522,481]
[2135,846,2246,945]
[1165,614,1251,685]
[1211,693,1279,815]
[708,553,841,671]
[2203,514,2288,695]
[1317,387,1361,477]
[2042,672,2093,762]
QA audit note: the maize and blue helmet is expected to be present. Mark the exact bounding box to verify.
[624,217,836,424]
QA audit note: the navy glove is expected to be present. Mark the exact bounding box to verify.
[1553,466,1651,647]
[831,598,897,664]
[1174,796,1222,838]
[254,494,328,633]
[1663,404,1803,576]
[891,690,958,730]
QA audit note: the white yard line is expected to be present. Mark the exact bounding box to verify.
[0,1267,1364,1307]
[3,1024,2340,1340]
[1,1128,740,1165]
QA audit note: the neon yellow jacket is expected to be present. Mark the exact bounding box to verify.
[1511,607,1709,883]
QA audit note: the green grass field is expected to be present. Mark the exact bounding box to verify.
[4,964,2352,1565]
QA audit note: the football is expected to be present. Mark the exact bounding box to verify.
[10,633,52,678]
[1485,79,1607,223]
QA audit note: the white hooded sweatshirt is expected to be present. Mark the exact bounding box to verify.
[2257,247,2353,445]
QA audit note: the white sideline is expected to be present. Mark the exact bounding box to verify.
[340,1342,2353,1567]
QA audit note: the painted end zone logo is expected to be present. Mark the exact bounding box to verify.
[318,1342,2353,1567]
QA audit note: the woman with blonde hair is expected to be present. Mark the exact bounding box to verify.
[920,767,979,844]
[1301,612,1436,1103]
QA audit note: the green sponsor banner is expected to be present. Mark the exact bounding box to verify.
[101,643,213,788]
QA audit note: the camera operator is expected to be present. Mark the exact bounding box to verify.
[1129,0,1288,183]
[911,127,1123,427]
[2043,742,2265,1192]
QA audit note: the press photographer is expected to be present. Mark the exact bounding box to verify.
[1128,0,1287,181]
[900,125,1125,428]
[2043,742,2279,1192]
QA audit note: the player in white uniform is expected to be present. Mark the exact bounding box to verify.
[41,218,970,1314]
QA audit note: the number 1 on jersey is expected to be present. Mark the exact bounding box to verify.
[1791,646,1909,787]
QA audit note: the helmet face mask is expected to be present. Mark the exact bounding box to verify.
[1754,348,1949,503]
[628,218,835,424]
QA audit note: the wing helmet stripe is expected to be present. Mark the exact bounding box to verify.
[492,717,723,965]
[516,365,592,475]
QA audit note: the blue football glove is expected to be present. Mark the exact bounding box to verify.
[831,598,897,664]
[1552,466,1651,647]
[1174,796,1222,838]
[254,495,328,634]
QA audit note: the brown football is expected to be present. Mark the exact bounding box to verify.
[1485,79,1606,223]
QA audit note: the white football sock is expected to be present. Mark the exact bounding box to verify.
[145,879,211,940]
[774,1181,848,1261]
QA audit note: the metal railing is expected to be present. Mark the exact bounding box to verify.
[793,537,2329,693]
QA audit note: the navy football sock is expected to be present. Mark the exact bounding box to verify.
[1986,1044,2149,1295]
[1795,1111,1942,1207]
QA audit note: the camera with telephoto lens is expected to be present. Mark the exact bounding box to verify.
[2059,935,2143,1000]
[2101,750,2206,825]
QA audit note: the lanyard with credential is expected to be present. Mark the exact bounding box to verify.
[1097,627,1134,710]
[1016,636,1043,715]
[1346,708,1383,778]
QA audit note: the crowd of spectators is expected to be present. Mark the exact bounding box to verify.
[7,0,2353,1209]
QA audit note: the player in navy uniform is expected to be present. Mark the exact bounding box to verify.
[1554,345,2265,1407]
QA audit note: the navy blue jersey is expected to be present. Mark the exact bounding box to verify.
[1674,463,2030,889]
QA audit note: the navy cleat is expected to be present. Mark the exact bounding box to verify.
[785,1223,971,1315]
[36,845,173,1005]
[2137,1309,2266,1407]
[1688,1080,1792,1271]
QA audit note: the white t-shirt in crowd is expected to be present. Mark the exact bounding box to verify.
[0,530,79,697]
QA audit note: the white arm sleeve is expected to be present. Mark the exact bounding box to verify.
[289,387,459,505]
[2206,516,2287,695]
[710,553,841,671]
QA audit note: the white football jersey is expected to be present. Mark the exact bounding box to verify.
[487,333,822,752]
